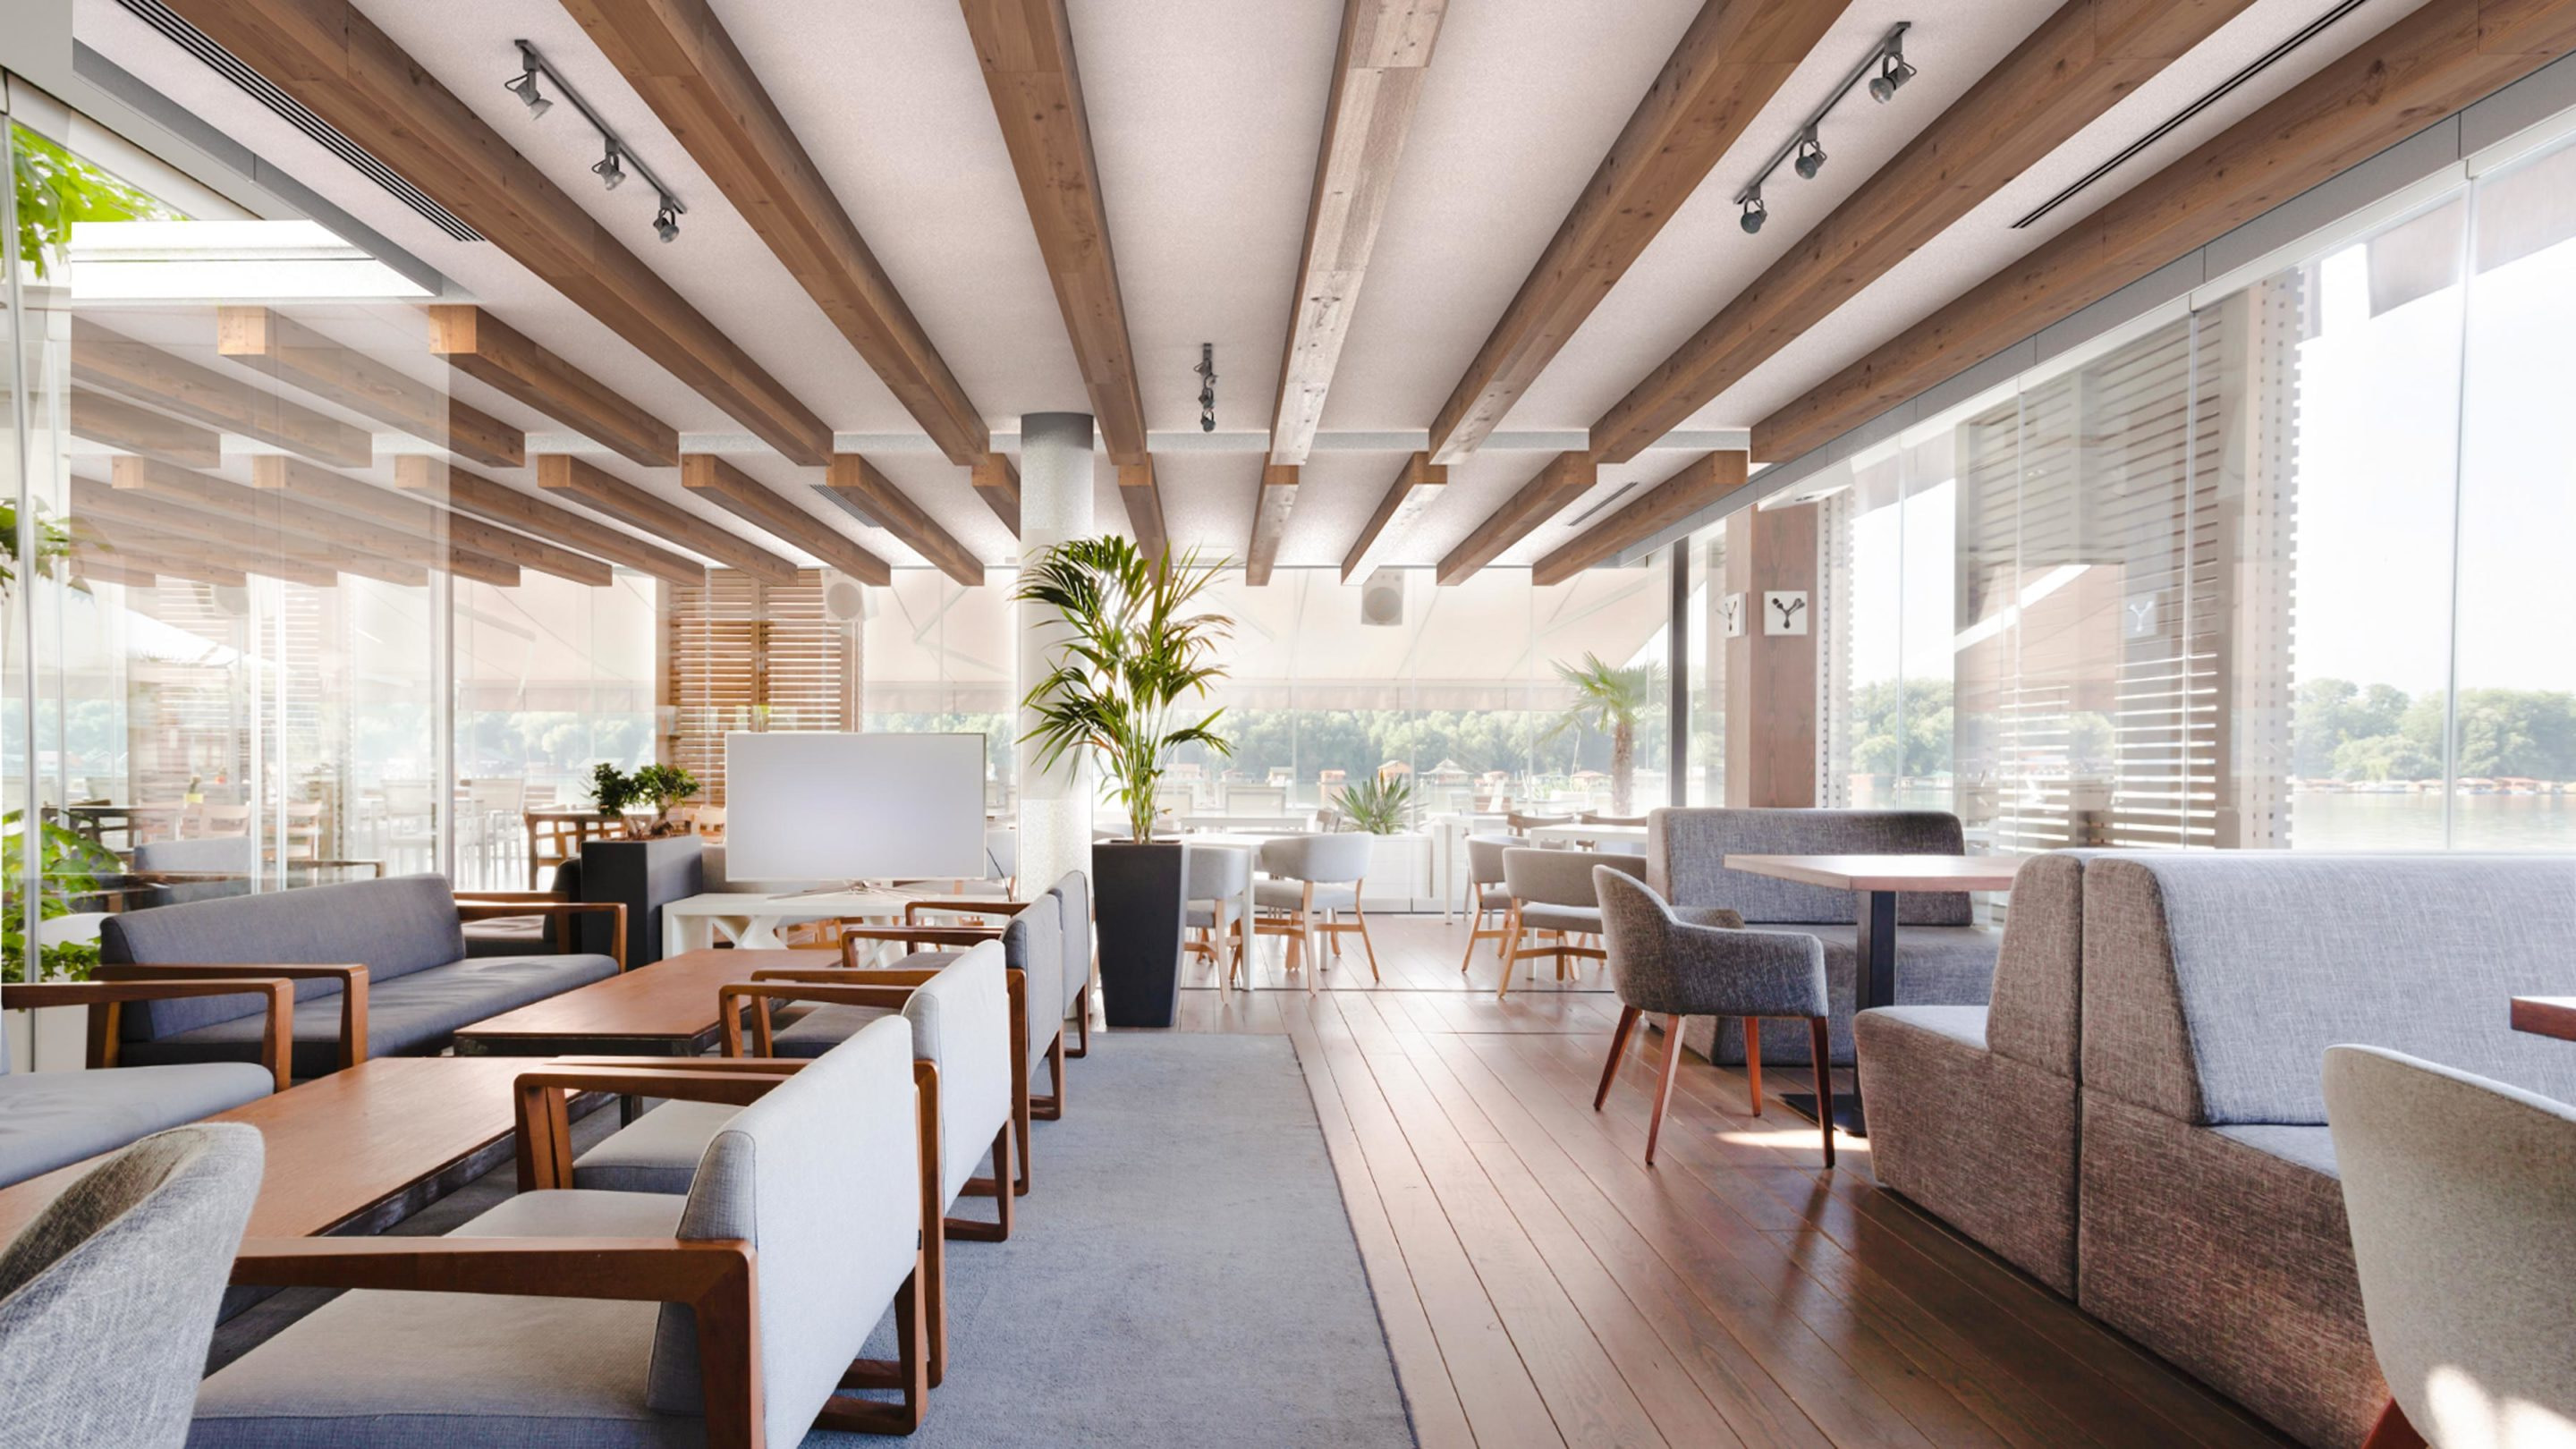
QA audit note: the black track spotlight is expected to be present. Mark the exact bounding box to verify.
[1793,131,1826,180]
[1869,48,1916,103]
[591,144,625,191]
[1739,192,1767,235]
[504,64,551,118]
[653,202,680,244]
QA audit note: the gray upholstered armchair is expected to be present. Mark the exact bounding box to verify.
[1593,869,1833,1167]
[0,1123,264,1446]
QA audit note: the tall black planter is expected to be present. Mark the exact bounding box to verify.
[1092,840,1186,1028]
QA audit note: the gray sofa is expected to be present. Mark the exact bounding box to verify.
[100,874,621,1080]
[1645,808,2001,1064]
[1858,852,2576,1449]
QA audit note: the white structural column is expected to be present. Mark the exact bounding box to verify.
[1015,412,1097,892]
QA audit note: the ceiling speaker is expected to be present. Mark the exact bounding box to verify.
[821,572,872,625]
[1360,568,1404,628]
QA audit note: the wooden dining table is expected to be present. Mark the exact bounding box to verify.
[1723,852,2027,1136]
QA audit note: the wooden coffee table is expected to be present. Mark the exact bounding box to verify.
[452,947,818,1058]
[0,1055,535,1244]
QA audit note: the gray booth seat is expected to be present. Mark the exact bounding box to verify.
[1646,808,2001,1065]
[1852,851,2088,1294]
[102,874,618,1080]
[2077,853,2576,1449]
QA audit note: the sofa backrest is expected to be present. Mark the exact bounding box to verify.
[999,904,1063,1077]
[1049,869,1092,1008]
[2081,853,2576,1127]
[902,943,1013,1207]
[1644,808,1972,926]
[1985,852,2089,1077]
[648,1015,918,1432]
[104,874,465,1040]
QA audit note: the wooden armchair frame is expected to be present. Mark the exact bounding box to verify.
[511,1059,944,1409]
[10,976,297,1092]
[453,896,630,970]
[91,962,369,1072]
[726,970,1030,1203]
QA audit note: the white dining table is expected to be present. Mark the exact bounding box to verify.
[658,886,913,956]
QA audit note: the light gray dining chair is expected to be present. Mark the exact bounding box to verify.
[1255,833,1377,990]
[1496,846,1645,999]
[1458,834,1517,975]
[0,1123,264,1448]
[1594,869,1832,1167]
[1183,843,1253,987]
[2325,1044,2576,1449]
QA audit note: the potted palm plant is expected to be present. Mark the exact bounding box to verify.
[1016,537,1230,1027]
[1544,652,1665,816]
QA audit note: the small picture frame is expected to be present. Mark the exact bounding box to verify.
[1763,590,1809,636]
[1718,592,1746,639]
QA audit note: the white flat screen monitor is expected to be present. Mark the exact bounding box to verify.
[724,732,987,885]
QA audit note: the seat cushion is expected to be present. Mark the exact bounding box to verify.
[1518,902,1600,934]
[769,1002,897,1058]
[0,1064,274,1188]
[573,1100,740,1196]
[1702,923,2001,1066]
[1255,879,1357,911]
[190,1191,686,1448]
[123,953,619,1079]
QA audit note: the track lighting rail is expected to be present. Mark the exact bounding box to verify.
[505,38,689,244]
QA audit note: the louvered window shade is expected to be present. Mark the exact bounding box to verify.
[664,569,857,804]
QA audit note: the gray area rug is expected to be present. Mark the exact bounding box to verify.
[832,1032,1418,1447]
[210,1035,1418,1448]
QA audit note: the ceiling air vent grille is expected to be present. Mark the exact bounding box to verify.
[2012,0,2368,231]
[114,0,485,242]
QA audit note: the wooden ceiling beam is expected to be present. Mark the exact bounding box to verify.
[71,538,239,589]
[105,456,514,586]
[396,458,708,587]
[81,471,428,588]
[1117,458,1167,563]
[155,0,834,464]
[542,454,797,583]
[1591,0,2258,466]
[426,306,680,469]
[68,389,222,467]
[680,454,891,586]
[823,454,976,586]
[216,307,522,469]
[961,0,1149,465]
[72,513,340,589]
[1426,0,1843,465]
[72,317,371,468]
[561,0,992,467]
[970,453,1021,534]
[68,553,159,589]
[1339,452,1445,582]
[252,455,614,587]
[1755,0,2576,466]
[1533,450,1746,586]
[1246,463,1297,586]
[1268,0,1447,469]
[1436,451,1596,585]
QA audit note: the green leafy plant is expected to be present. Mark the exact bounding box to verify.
[10,123,180,284]
[1542,652,1666,816]
[2,810,120,984]
[589,762,700,835]
[1337,773,1414,835]
[1014,537,1232,843]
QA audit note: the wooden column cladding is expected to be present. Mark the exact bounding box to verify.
[427,307,679,469]
[216,307,521,469]
[542,454,798,584]
[397,458,706,587]
[72,317,370,468]
[1340,452,1445,582]
[1535,451,1746,586]
[1723,504,1816,809]
[823,455,977,586]
[679,454,891,587]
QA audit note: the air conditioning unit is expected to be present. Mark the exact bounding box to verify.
[1360,568,1404,628]
[820,571,873,626]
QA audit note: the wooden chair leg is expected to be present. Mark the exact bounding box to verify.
[1743,1018,1764,1116]
[1595,1004,1642,1110]
[1645,1013,1687,1166]
[1068,996,1089,1058]
[1352,902,1379,981]
[1459,907,1485,973]
[822,1263,928,1434]
[2360,1401,2427,1449]
[1809,1016,1835,1170]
